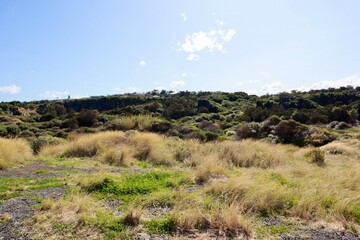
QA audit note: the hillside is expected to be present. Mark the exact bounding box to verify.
[1,87,360,146]
[0,87,360,239]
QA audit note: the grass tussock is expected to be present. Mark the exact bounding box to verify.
[32,131,360,237]
[0,138,33,170]
[110,115,157,131]
[194,154,227,184]
[40,131,175,166]
[32,193,104,239]
[215,140,297,168]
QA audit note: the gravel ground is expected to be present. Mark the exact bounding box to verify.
[0,161,69,179]
[0,187,66,239]
[280,229,360,240]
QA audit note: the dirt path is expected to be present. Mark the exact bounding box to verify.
[0,161,70,179]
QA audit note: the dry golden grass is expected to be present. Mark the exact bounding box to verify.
[31,193,103,239]
[214,140,297,168]
[194,154,227,184]
[40,131,175,166]
[0,138,33,170]
[111,115,156,131]
[35,131,360,235]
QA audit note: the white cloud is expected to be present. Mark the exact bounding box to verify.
[222,29,236,41]
[72,95,89,99]
[115,86,139,93]
[181,73,187,78]
[181,12,187,22]
[186,53,200,61]
[238,81,286,95]
[0,85,21,94]
[42,90,69,99]
[139,60,146,66]
[237,81,244,86]
[260,72,271,78]
[127,86,139,93]
[308,74,360,90]
[178,25,236,61]
[155,85,165,91]
[216,19,225,26]
[261,81,285,94]
[170,80,186,88]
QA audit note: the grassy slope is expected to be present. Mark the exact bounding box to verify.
[0,131,360,239]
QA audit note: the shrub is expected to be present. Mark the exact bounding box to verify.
[305,149,325,166]
[204,131,219,141]
[236,122,259,139]
[273,120,307,146]
[5,124,20,137]
[77,109,99,127]
[305,127,335,147]
[31,136,66,154]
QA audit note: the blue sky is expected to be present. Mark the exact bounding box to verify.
[1,0,360,101]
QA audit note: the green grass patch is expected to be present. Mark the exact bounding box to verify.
[85,171,191,203]
[0,177,64,200]
[256,224,293,238]
[145,218,175,234]
[95,212,132,240]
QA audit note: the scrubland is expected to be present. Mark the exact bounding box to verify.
[0,131,359,239]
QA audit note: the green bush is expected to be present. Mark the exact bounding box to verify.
[31,135,66,154]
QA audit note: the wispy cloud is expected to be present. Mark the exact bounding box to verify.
[186,53,200,61]
[216,19,225,26]
[139,60,146,66]
[170,80,186,88]
[305,74,360,90]
[42,90,69,99]
[240,81,285,95]
[260,72,271,78]
[181,12,187,22]
[0,85,21,94]
[261,81,285,94]
[178,22,236,61]
[222,29,236,42]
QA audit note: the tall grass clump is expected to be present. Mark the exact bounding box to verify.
[64,131,126,158]
[31,136,66,154]
[0,138,33,170]
[110,115,158,131]
[305,148,325,167]
[214,140,296,168]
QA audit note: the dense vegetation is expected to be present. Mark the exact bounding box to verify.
[1,87,359,147]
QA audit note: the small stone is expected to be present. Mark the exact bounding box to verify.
[137,233,151,240]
